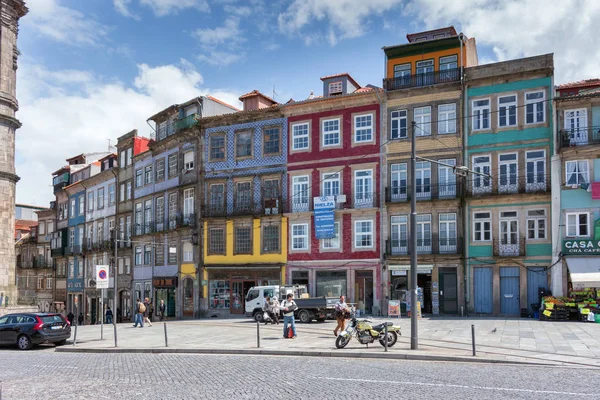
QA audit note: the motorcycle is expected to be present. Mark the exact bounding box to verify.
[335,315,401,349]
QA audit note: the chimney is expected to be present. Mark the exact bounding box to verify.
[238,90,277,111]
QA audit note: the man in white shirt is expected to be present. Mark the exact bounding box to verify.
[280,293,297,339]
[334,295,348,336]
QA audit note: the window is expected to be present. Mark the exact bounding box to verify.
[97,187,105,210]
[119,150,126,168]
[440,55,458,71]
[391,215,408,254]
[263,179,280,200]
[390,109,407,139]
[292,175,309,212]
[168,243,177,264]
[209,184,225,214]
[119,183,125,203]
[210,280,230,309]
[322,172,340,197]
[156,159,165,182]
[155,196,165,230]
[144,200,152,234]
[415,161,431,199]
[567,212,589,237]
[125,258,131,274]
[354,169,373,208]
[168,153,178,178]
[135,203,142,235]
[329,81,342,94]
[499,153,518,192]
[47,220,54,233]
[126,216,131,244]
[263,127,281,155]
[354,114,373,142]
[354,220,373,248]
[322,118,340,147]
[499,211,519,247]
[263,225,279,253]
[183,241,193,262]
[564,109,588,145]
[472,155,491,193]
[135,169,143,187]
[46,274,53,290]
[235,226,252,254]
[118,258,124,275]
[184,151,194,170]
[414,106,431,136]
[472,99,490,130]
[566,160,589,185]
[155,244,164,266]
[322,222,340,249]
[236,131,252,158]
[390,163,407,200]
[126,181,132,200]
[209,228,225,254]
[316,271,347,298]
[38,221,45,235]
[438,159,456,198]
[416,214,432,252]
[292,122,309,150]
[416,59,434,85]
[527,210,546,240]
[87,192,94,212]
[235,182,252,212]
[473,212,491,242]
[210,135,226,161]
[393,63,411,82]
[108,184,115,205]
[498,94,517,127]
[183,188,194,220]
[119,217,124,244]
[439,213,457,251]
[135,246,142,265]
[438,104,456,134]
[525,91,545,124]
[37,275,43,290]
[68,261,74,278]
[526,150,546,190]
[291,224,308,250]
[144,165,153,185]
[143,245,151,265]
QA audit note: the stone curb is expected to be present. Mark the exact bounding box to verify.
[54,346,560,366]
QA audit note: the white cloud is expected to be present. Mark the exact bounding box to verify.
[113,0,141,20]
[140,0,210,17]
[278,0,403,45]
[224,4,252,17]
[23,0,110,46]
[15,59,240,205]
[193,17,246,66]
[405,0,600,84]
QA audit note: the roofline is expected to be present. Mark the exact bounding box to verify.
[382,35,460,52]
[320,73,361,89]
[283,88,381,108]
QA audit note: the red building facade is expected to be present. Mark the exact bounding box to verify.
[283,74,382,314]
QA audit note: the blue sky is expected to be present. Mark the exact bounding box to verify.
[15,0,600,205]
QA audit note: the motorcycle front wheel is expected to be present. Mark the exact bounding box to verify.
[335,335,351,349]
[379,331,398,348]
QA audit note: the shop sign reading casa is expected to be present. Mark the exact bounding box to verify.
[563,239,600,255]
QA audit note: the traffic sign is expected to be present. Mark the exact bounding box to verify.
[96,265,109,289]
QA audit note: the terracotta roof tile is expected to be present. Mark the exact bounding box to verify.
[206,95,240,111]
[320,73,360,89]
[557,78,600,90]
[238,90,277,104]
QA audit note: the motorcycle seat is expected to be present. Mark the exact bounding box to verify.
[372,322,394,331]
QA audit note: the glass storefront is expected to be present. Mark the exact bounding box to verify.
[316,271,347,297]
[292,271,309,293]
[208,269,280,313]
[183,278,194,317]
[155,288,176,318]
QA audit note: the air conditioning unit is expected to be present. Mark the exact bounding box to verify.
[336,194,346,203]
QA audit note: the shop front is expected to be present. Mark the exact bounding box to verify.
[206,266,281,317]
[153,277,177,319]
[67,278,83,314]
[180,263,197,318]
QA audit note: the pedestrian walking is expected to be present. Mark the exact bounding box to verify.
[159,299,166,321]
[271,296,280,325]
[148,299,154,322]
[106,306,113,324]
[78,313,84,326]
[280,293,297,339]
[132,299,145,328]
[263,296,273,325]
[333,295,349,336]
[117,307,122,323]
[67,311,74,326]
[143,297,153,327]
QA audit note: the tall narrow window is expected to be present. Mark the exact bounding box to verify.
[438,159,456,198]
[183,188,194,222]
[414,106,431,136]
[390,163,407,201]
[235,131,252,158]
[498,94,517,127]
[354,220,373,248]
[416,59,434,86]
[209,135,226,161]
[135,203,142,235]
[393,63,411,88]
[322,118,340,147]
[168,193,177,229]
[390,109,408,139]
[498,153,518,193]
[472,99,490,130]
[566,160,589,186]
[155,196,165,230]
[526,150,546,192]
[97,187,105,210]
[263,127,281,155]
[144,165,153,185]
[184,151,194,170]
[135,169,143,187]
[235,226,252,254]
[155,158,165,182]
[354,114,373,143]
[292,176,309,212]
[439,213,457,253]
[322,222,340,249]
[209,184,225,215]
[126,181,132,200]
[235,182,252,212]
[322,172,340,197]
[416,214,432,253]
[527,210,546,240]
[473,212,491,242]
[525,91,545,124]
[472,155,491,194]
[354,169,373,208]
[209,228,225,254]
[291,224,308,250]
[438,104,456,134]
[390,215,408,255]
[292,122,309,150]
[168,153,178,178]
[415,161,431,199]
[108,184,115,206]
[144,200,152,234]
[88,192,94,212]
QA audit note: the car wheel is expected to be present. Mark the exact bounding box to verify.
[253,311,264,323]
[298,310,310,323]
[17,334,33,350]
[55,340,67,346]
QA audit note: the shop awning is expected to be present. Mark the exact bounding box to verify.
[389,264,434,273]
[566,257,600,288]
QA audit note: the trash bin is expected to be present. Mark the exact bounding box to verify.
[531,304,541,320]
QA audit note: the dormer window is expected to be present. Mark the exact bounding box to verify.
[414,36,427,42]
[329,81,343,95]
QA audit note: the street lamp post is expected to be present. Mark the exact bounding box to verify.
[410,121,418,350]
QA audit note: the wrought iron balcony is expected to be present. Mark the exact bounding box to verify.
[32,256,53,269]
[467,176,550,198]
[559,127,600,148]
[386,182,462,203]
[383,69,460,91]
[493,237,526,257]
[175,213,197,228]
[385,234,463,256]
[287,198,311,213]
[353,192,377,209]
[203,204,227,218]
[174,113,198,132]
[64,247,73,256]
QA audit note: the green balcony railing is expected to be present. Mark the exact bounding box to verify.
[175,114,198,132]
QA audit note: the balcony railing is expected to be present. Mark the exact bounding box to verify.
[51,247,64,257]
[174,113,198,132]
[493,237,526,257]
[176,213,197,228]
[386,182,462,203]
[64,247,74,256]
[383,68,460,91]
[467,176,550,197]
[32,257,53,269]
[354,192,377,209]
[385,235,463,256]
[559,127,600,148]
[202,197,284,218]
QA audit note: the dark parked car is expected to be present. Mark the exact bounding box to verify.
[0,313,71,350]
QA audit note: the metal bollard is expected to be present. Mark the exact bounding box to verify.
[471,324,476,356]
[384,324,388,352]
[256,321,260,348]
[113,323,118,348]
[73,324,78,346]
[164,322,168,347]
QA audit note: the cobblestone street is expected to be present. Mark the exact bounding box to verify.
[0,349,598,400]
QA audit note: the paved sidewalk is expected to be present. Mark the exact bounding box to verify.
[56,317,600,367]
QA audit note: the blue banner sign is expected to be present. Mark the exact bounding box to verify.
[314,196,335,239]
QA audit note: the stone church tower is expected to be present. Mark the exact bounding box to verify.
[0,0,27,307]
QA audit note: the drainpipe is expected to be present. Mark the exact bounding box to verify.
[375,88,385,315]
[550,76,563,296]
[460,33,470,315]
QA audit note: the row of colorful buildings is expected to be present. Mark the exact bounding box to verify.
[16,26,600,321]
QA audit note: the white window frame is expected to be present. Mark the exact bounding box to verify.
[126,181,132,200]
[87,192,94,212]
[498,94,517,128]
[390,109,408,139]
[321,222,340,250]
[183,241,193,262]
[525,90,545,124]
[527,209,546,240]
[354,220,374,248]
[473,212,492,242]
[566,212,590,237]
[97,187,105,210]
[322,172,340,197]
[291,122,309,151]
[565,160,589,186]
[438,103,456,134]
[498,153,518,191]
[329,81,343,95]
[354,169,373,208]
[472,155,492,193]
[78,195,84,215]
[525,149,546,190]
[291,175,309,212]
[354,114,374,143]
[291,223,309,250]
[184,151,195,171]
[135,246,142,265]
[119,183,125,203]
[414,106,431,136]
[390,163,408,200]
[322,118,340,147]
[472,98,490,131]
[499,211,519,245]
[183,188,194,219]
